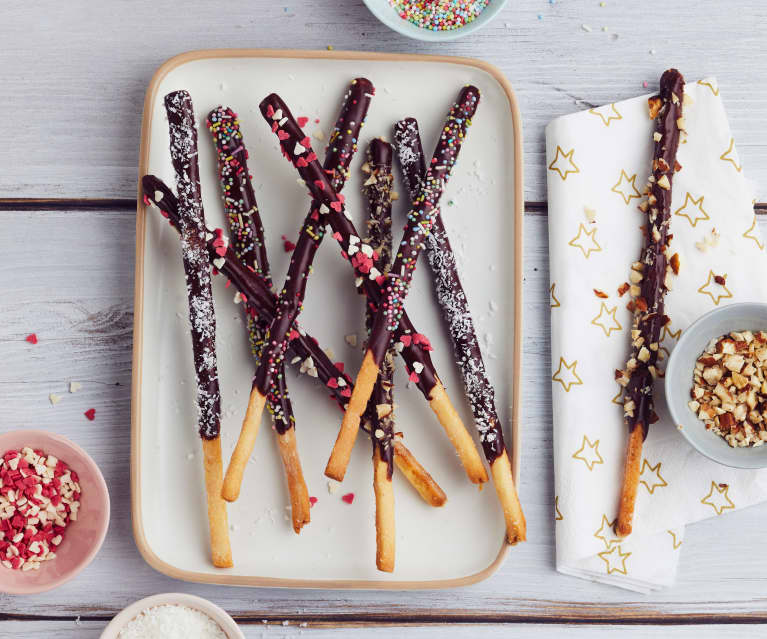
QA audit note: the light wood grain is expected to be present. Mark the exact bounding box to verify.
[3,621,767,639]
[4,208,767,621]
[0,1,766,201]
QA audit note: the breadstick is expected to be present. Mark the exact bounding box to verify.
[615,69,685,537]
[259,93,478,484]
[363,138,396,572]
[164,90,232,568]
[207,106,308,530]
[224,79,374,501]
[394,118,525,543]
[393,440,447,507]
[142,176,446,504]
[328,86,484,483]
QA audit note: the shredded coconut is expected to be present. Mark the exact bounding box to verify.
[117,604,227,639]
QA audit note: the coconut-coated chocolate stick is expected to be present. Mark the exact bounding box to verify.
[363,138,396,572]
[223,78,374,502]
[616,68,685,538]
[394,117,526,545]
[258,92,481,486]
[163,90,232,568]
[327,86,487,484]
[143,174,448,507]
[207,106,309,532]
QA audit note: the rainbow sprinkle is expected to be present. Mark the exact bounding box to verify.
[389,0,490,32]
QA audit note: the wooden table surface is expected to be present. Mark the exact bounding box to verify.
[3,1,767,636]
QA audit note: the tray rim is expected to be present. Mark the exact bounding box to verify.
[131,47,524,590]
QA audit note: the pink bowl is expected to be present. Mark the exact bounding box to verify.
[0,430,110,594]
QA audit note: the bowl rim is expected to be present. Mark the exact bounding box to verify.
[665,302,767,469]
[0,429,110,594]
[99,592,245,639]
[361,0,509,42]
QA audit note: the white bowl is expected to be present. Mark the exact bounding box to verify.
[100,593,244,639]
[362,0,508,42]
[665,302,767,469]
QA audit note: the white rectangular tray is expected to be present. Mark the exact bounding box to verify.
[132,49,523,589]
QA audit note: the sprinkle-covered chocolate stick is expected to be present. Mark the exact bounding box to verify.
[258,92,477,485]
[615,68,685,538]
[322,87,487,484]
[363,138,396,572]
[163,90,232,569]
[394,118,525,545]
[223,78,375,502]
[143,174,448,507]
[207,106,309,532]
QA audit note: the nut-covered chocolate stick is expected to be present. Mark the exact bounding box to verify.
[164,90,232,568]
[258,92,477,485]
[394,117,526,544]
[363,138,396,572]
[143,175,447,506]
[615,68,685,538]
[223,79,374,501]
[207,106,308,532]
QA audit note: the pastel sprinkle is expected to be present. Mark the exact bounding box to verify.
[389,0,490,31]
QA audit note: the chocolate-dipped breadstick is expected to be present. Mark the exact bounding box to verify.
[325,87,487,484]
[394,118,526,544]
[207,106,309,533]
[164,90,232,568]
[222,78,374,502]
[258,92,481,486]
[615,69,685,537]
[363,139,397,572]
[143,175,447,507]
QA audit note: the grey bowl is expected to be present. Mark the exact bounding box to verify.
[665,302,767,469]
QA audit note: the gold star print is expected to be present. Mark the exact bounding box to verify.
[720,138,742,173]
[568,224,602,259]
[588,103,623,127]
[598,545,631,575]
[743,215,765,250]
[673,192,710,227]
[661,323,682,343]
[701,481,735,515]
[591,303,622,337]
[698,270,733,306]
[554,496,563,521]
[697,79,719,96]
[572,435,604,471]
[550,283,561,308]
[611,170,641,205]
[639,459,668,494]
[552,357,583,392]
[611,383,624,406]
[667,530,683,550]
[593,514,620,549]
[548,146,580,181]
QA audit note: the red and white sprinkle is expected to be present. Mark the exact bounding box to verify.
[0,447,81,571]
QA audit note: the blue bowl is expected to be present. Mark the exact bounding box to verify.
[362,0,508,42]
[665,302,767,469]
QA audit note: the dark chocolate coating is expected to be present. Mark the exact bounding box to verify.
[207,106,295,434]
[623,69,685,441]
[368,86,480,371]
[164,90,221,440]
[251,79,374,397]
[260,92,441,398]
[142,175,370,422]
[363,138,396,478]
[394,117,505,464]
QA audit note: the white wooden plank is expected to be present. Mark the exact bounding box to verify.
[1,1,766,201]
[3,621,767,638]
[4,209,767,619]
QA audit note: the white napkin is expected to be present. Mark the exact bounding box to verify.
[546,78,767,592]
